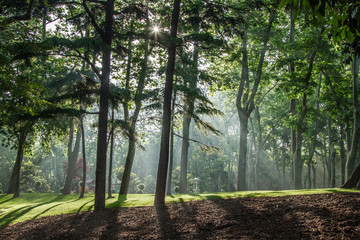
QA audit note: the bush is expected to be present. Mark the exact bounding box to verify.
[35,181,42,188]
[27,189,34,193]
[137,183,145,191]
[79,181,84,187]
[0,190,3,194]
[174,186,179,193]
[59,187,64,194]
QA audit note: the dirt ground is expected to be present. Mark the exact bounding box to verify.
[1,192,360,239]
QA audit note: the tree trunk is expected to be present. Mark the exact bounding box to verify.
[63,123,81,194]
[79,116,87,199]
[312,165,316,188]
[236,7,277,191]
[345,53,360,180]
[7,130,27,197]
[155,0,180,205]
[119,10,150,195]
[94,0,115,212]
[339,124,346,185]
[179,20,199,194]
[166,90,177,195]
[237,112,249,191]
[107,108,115,198]
[119,130,136,195]
[342,53,360,188]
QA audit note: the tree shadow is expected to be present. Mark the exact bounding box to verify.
[208,197,313,239]
[155,204,180,239]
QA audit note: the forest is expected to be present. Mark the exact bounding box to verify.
[1,0,360,215]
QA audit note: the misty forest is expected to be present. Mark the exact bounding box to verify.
[1,0,360,238]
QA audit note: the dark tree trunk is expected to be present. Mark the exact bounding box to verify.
[107,108,115,199]
[7,130,27,197]
[94,0,115,212]
[339,124,346,185]
[342,53,360,188]
[155,0,181,205]
[345,53,360,180]
[79,116,87,199]
[63,123,81,194]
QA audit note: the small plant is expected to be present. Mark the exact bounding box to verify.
[79,181,84,188]
[59,187,64,194]
[35,181,42,188]
[27,189,34,193]
[174,186,180,193]
[0,190,3,194]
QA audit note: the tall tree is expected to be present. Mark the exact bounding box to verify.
[154,0,181,205]
[236,4,277,191]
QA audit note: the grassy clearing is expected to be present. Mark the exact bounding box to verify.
[0,188,359,227]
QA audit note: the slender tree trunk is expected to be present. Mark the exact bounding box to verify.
[119,11,150,195]
[94,0,115,212]
[289,4,296,190]
[312,165,316,188]
[236,7,277,191]
[7,130,27,197]
[237,113,249,190]
[282,126,287,189]
[79,116,87,199]
[63,123,81,194]
[155,0,180,205]
[119,130,136,195]
[345,53,360,180]
[342,53,360,188]
[107,108,115,198]
[166,90,177,195]
[254,106,262,190]
[339,124,346,185]
[179,20,199,194]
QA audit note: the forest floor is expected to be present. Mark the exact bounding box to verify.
[1,192,360,239]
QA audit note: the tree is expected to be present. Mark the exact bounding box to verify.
[154,0,181,205]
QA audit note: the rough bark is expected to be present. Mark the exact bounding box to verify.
[94,0,115,212]
[155,0,180,205]
[7,130,27,197]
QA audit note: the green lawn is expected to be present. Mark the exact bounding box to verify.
[1,188,359,227]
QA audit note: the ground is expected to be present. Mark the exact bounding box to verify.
[1,192,360,239]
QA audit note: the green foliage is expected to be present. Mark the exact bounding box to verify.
[113,166,143,194]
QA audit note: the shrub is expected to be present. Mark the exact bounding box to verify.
[27,189,34,193]
[137,183,145,191]
[0,190,3,194]
[59,187,64,194]
[35,181,42,188]
[174,186,179,193]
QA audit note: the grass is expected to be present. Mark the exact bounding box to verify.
[1,188,359,227]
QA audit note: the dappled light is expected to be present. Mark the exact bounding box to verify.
[0,0,360,238]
